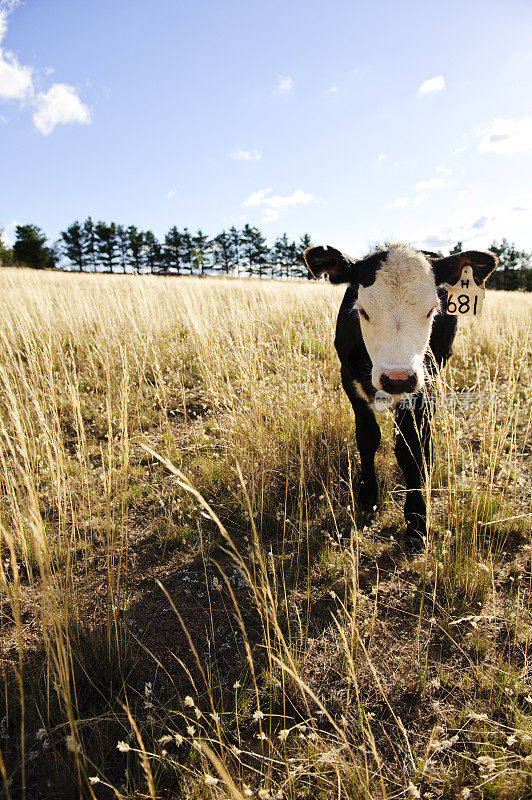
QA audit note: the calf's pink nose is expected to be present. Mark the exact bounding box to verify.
[386,370,409,381]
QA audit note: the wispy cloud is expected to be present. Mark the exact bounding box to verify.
[0,1,90,134]
[277,75,294,93]
[243,187,314,222]
[414,177,458,192]
[328,85,340,94]
[385,197,409,209]
[377,153,386,165]
[477,117,532,155]
[230,148,261,161]
[166,188,175,199]
[418,75,445,96]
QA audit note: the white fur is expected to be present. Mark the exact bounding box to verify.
[356,244,439,394]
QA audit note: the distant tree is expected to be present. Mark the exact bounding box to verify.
[191,230,211,275]
[298,233,313,278]
[127,226,144,273]
[144,231,162,274]
[13,225,49,268]
[181,228,194,274]
[115,224,130,273]
[95,221,118,273]
[229,226,241,276]
[60,221,86,271]
[272,233,291,279]
[164,226,183,274]
[48,240,61,270]
[83,217,97,271]
[212,230,233,275]
[241,224,268,277]
[0,232,15,267]
[488,238,531,290]
[449,241,463,255]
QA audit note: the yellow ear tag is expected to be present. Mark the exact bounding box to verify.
[446,265,485,317]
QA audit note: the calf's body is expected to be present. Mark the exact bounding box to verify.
[305,243,497,551]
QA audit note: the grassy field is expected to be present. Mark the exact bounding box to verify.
[0,268,530,800]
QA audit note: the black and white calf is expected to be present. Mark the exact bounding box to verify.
[305,243,497,551]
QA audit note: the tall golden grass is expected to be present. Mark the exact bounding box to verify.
[0,268,530,799]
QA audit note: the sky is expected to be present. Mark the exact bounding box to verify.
[1,0,532,257]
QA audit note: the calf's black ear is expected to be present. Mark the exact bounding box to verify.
[432,250,498,287]
[304,245,359,284]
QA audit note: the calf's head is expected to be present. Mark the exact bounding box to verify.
[305,243,497,395]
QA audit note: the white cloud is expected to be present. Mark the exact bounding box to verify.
[166,188,175,199]
[385,197,409,209]
[418,75,445,96]
[414,192,427,205]
[328,85,340,94]
[230,148,261,161]
[243,187,314,222]
[477,117,532,155]
[435,165,451,175]
[414,177,458,191]
[377,153,386,165]
[0,48,32,100]
[0,3,90,134]
[277,75,294,92]
[32,83,90,135]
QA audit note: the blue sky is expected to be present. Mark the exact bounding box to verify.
[1,0,532,256]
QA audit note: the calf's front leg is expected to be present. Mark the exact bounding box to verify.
[341,367,381,516]
[394,393,432,551]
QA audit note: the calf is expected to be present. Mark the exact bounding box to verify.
[305,243,497,551]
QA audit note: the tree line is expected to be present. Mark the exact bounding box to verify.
[1,222,531,289]
[0,221,312,280]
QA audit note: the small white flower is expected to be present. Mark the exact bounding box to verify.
[184,695,195,707]
[407,784,420,799]
[253,709,264,722]
[116,740,130,752]
[233,681,241,689]
[507,734,517,746]
[278,729,289,742]
[462,790,471,799]
[477,755,496,771]
[65,735,81,754]
[186,725,196,737]
[258,790,271,799]
[231,745,242,756]
[210,711,220,723]
[204,774,219,786]
[158,735,173,745]
[89,776,100,785]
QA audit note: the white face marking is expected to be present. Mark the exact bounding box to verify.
[355,245,439,394]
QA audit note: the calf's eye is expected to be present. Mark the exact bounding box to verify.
[358,307,370,322]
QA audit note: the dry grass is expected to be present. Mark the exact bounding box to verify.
[0,268,530,799]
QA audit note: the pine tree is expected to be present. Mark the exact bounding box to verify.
[94,222,118,273]
[127,226,144,273]
[229,226,241,276]
[191,230,211,275]
[83,217,97,271]
[115,225,130,273]
[60,221,85,271]
[298,233,313,279]
[181,228,194,274]
[164,226,183,274]
[144,231,162,274]
[212,230,233,275]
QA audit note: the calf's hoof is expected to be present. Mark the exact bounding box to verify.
[356,479,379,518]
[404,530,425,554]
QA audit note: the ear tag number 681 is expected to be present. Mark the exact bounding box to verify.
[446,265,485,317]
